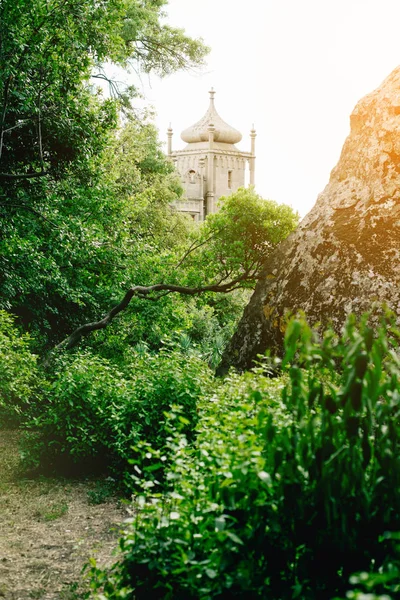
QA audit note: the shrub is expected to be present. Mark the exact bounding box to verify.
[0,310,41,426]
[22,347,213,479]
[333,532,400,600]
[87,312,400,599]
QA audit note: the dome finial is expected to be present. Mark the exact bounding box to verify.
[209,87,216,102]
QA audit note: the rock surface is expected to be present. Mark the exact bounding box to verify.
[218,67,400,374]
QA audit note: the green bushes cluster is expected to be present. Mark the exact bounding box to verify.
[22,347,213,480]
[88,313,400,600]
[3,306,400,598]
[0,311,42,425]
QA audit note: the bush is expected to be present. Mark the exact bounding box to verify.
[333,532,400,600]
[87,312,400,599]
[0,310,42,426]
[22,347,213,479]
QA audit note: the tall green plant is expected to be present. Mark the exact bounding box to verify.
[87,312,400,599]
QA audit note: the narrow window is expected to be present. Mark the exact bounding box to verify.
[189,169,196,183]
[228,170,232,189]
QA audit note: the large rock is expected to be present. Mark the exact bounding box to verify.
[218,67,400,374]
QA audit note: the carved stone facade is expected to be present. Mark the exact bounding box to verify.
[168,89,256,221]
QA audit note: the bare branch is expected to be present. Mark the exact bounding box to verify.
[0,171,49,179]
[54,275,251,352]
[0,201,59,227]
[173,234,215,271]
[37,69,44,171]
[2,119,33,134]
[0,76,12,161]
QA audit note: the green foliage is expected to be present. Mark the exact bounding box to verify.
[87,479,116,505]
[0,310,42,425]
[189,187,299,288]
[88,313,400,600]
[0,108,192,348]
[0,0,208,177]
[35,501,69,522]
[22,347,213,480]
[86,289,249,369]
[333,533,400,600]
[92,188,297,358]
[0,0,207,347]
[120,0,209,76]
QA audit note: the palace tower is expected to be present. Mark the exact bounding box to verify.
[168,89,256,221]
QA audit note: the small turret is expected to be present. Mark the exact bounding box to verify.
[167,123,173,156]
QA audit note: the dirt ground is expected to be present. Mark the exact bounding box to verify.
[0,430,128,600]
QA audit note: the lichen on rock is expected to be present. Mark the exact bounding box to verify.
[218,67,400,374]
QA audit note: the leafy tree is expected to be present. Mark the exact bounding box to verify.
[0,0,296,357]
[0,0,208,180]
[0,117,186,347]
[178,187,299,289]
[0,0,208,346]
[57,189,299,350]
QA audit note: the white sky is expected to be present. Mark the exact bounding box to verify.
[131,0,400,217]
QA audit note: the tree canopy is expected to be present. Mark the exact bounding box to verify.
[0,0,207,346]
[0,0,208,181]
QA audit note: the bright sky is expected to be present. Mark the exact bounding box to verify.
[134,0,400,217]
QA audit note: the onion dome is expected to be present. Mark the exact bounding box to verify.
[181,88,242,144]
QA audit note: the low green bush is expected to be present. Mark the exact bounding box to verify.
[0,310,42,426]
[22,347,213,479]
[87,312,400,600]
[333,532,400,600]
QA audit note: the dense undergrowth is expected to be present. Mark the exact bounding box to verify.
[22,347,213,482]
[87,312,400,600]
[2,308,400,599]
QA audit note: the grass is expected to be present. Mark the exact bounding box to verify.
[0,429,126,599]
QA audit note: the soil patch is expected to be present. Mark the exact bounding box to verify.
[0,430,127,599]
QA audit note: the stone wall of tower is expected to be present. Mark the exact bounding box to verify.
[173,151,250,214]
[214,155,246,204]
[175,154,205,200]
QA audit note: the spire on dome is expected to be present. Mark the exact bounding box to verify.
[181,89,242,145]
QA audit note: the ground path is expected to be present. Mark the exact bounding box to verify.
[0,430,127,599]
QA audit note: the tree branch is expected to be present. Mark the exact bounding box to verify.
[2,119,34,134]
[0,76,12,161]
[173,234,215,270]
[0,201,59,227]
[37,69,44,171]
[54,276,250,352]
[0,171,49,179]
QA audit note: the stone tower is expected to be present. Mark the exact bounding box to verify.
[168,89,256,221]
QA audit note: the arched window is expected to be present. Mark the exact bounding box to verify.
[228,170,232,189]
[188,169,196,183]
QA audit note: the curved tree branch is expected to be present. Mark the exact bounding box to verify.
[0,201,59,227]
[0,171,49,179]
[55,275,250,352]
